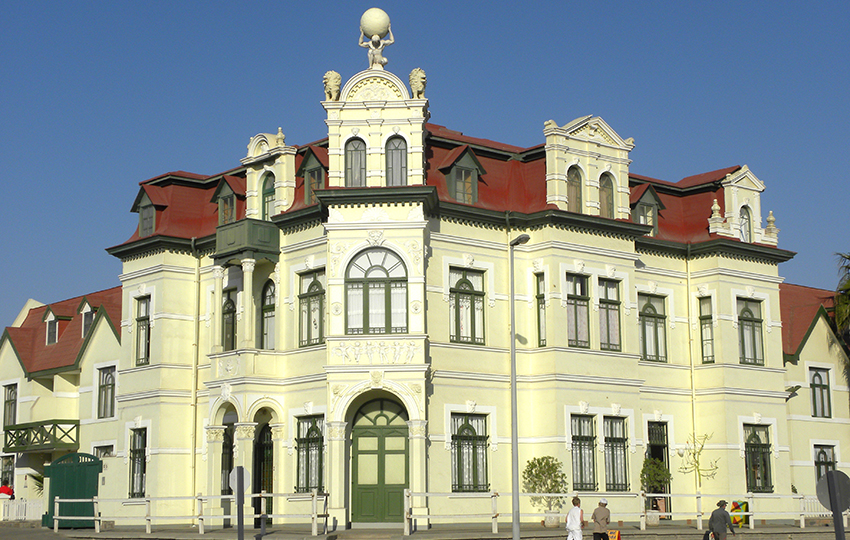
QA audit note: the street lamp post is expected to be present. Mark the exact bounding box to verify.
[509,233,530,540]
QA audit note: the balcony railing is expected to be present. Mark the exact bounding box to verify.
[215,219,279,261]
[3,419,79,453]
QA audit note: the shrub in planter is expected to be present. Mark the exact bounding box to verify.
[522,456,568,526]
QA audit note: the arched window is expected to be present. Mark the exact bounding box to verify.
[345,139,366,187]
[740,206,752,243]
[386,137,407,187]
[262,175,275,221]
[299,270,325,347]
[599,173,615,218]
[260,280,275,349]
[345,248,407,335]
[222,291,236,351]
[450,268,485,344]
[638,294,666,362]
[738,298,763,365]
[567,166,582,214]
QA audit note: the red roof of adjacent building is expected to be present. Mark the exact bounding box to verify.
[2,287,122,375]
[779,283,838,357]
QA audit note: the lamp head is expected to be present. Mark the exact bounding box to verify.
[510,234,530,246]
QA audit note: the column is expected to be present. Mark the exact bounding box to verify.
[325,421,348,528]
[205,426,227,517]
[270,423,286,494]
[241,258,256,349]
[212,266,224,353]
[234,423,257,518]
[407,420,429,525]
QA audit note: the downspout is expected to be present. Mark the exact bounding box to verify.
[686,243,699,492]
[190,237,201,500]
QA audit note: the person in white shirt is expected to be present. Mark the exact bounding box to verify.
[566,496,586,540]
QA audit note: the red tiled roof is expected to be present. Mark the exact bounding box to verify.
[779,283,837,357]
[2,287,122,375]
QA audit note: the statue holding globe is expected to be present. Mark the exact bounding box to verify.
[358,8,394,70]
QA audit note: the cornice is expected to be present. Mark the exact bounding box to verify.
[106,234,215,262]
[636,237,796,264]
[314,186,439,215]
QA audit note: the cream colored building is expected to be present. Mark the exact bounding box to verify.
[1,35,848,528]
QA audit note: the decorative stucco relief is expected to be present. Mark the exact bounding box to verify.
[348,77,404,101]
[331,340,421,364]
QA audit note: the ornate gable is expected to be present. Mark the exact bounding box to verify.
[340,70,409,102]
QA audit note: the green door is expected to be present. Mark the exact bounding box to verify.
[41,453,102,528]
[351,398,409,522]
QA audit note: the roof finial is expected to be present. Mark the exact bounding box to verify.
[276,127,285,147]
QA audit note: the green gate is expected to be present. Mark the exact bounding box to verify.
[41,453,102,528]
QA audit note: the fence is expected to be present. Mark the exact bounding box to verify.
[1,498,43,521]
[403,490,849,534]
[51,490,328,534]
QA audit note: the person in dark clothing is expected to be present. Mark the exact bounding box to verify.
[708,500,735,540]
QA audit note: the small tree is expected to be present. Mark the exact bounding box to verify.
[522,456,568,512]
[640,457,672,494]
[678,432,719,488]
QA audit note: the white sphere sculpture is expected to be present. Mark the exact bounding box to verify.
[360,8,390,38]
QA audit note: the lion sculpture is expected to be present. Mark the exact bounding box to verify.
[323,71,341,101]
[409,68,426,99]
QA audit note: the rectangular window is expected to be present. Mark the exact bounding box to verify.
[220,194,235,225]
[639,294,667,362]
[296,416,324,493]
[451,413,488,492]
[136,297,151,366]
[83,309,95,337]
[604,417,628,491]
[93,445,114,458]
[450,268,485,344]
[815,445,836,481]
[222,290,237,352]
[299,270,326,347]
[811,368,831,418]
[571,415,596,491]
[699,297,714,363]
[3,384,17,428]
[0,456,13,489]
[536,274,546,347]
[453,168,474,204]
[97,367,116,419]
[140,205,155,237]
[598,279,621,351]
[129,428,147,498]
[47,318,58,345]
[566,274,589,348]
[744,424,772,493]
[637,204,657,236]
[646,422,668,466]
[738,298,764,365]
[306,168,323,204]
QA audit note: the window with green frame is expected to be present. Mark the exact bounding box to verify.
[262,174,275,221]
[636,203,657,236]
[598,279,621,351]
[452,167,474,204]
[814,445,836,481]
[571,415,596,491]
[345,249,407,335]
[449,267,485,344]
[810,368,831,418]
[638,294,666,362]
[567,165,582,214]
[222,290,237,351]
[1,456,13,489]
[299,269,325,347]
[535,273,546,347]
[259,280,275,349]
[219,193,235,225]
[306,167,324,204]
[129,428,147,498]
[3,384,16,428]
[451,413,488,492]
[566,274,589,348]
[46,316,58,345]
[296,415,324,492]
[699,297,714,363]
[738,298,763,365]
[97,366,116,419]
[603,417,628,491]
[345,138,366,187]
[136,297,151,366]
[386,137,407,186]
[744,424,772,493]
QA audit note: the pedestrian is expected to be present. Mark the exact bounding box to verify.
[0,479,13,499]
[591,498,610,540]
[708,500,735,540]
[566,496,586,540]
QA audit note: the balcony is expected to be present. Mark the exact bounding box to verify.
[215,219,279,263]
[3,420,79,453]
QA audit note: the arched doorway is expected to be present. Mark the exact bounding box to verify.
[351,397,409,522]
[253,419,274,526]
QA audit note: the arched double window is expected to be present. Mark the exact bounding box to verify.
[599,173,615,218]
[345,248,407,335]
[259,280,275,349]
[567,166,582,214]
[345,139,367,187]
[386,137,407,186]
[740,206,752,243]
[262,174,275,221]
[222,291,236,351]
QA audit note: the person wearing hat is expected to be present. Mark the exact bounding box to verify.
[708,500,735,539]
[591,498,611,540]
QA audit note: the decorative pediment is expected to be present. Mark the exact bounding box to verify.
[340,70,410,102]
[721,165,765,192]
[241,128,289,166]
[545,115,634,150]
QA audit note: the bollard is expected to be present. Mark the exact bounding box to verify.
[93,496,100,533]
[53,496,59,533]
[696,491,703,530]
[639,491,647,530]
[491,491,499,534]
[403,489,411,536]
[197,493,205,535]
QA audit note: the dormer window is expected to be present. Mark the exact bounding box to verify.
[452,167,475,204]
[637,203,657,235]
[138,194,155,237]
[81,304,94,337]
[261,174,275,221]
[631,185,664,237]
[567,166,582,214]
[740,206,752,243]
[345,139,366,187]
[386,137,407,187]
[297,151,326,204]
[442,149,485,205]
[220,194,235,225]
[46,317,58,345]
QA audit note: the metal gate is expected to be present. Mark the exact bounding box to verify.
[41,453,102,528]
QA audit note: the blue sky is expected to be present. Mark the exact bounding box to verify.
[1,1,848,326]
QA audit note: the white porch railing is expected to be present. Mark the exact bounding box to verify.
[1,498,43,522]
